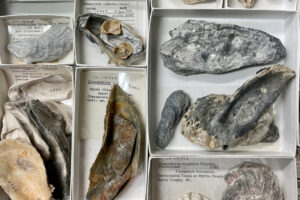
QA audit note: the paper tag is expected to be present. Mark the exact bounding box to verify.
[82,0,138,29]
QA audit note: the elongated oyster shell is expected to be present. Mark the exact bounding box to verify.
[182,65,294,150]
[239,0,256,8]
[182,0,207,4]
[222,161,284,200]
[8,74,72,102]
[7,24,73,64]
[0,139,52,200]
[77,13,145,66]
[177,192,210,200]
[160,20,286,75]
[87,85,141,200]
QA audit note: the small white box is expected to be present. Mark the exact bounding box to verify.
[151,0,223,9]
[225,0,297,11]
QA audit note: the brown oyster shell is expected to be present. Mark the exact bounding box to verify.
[114,42,133,60]
[239,0,256,8]
[100,19,122,35]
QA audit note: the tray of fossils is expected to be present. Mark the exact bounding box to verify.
[72,67,148,200]
[0,64,73,200]
[147,157,297,200]
[0,15,74,65]
[148,9,299,157]
[74,0,148,67]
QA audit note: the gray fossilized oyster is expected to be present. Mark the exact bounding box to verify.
[182,65,295,150]
[160,20,286,75]
[177,192,210,200]
[239,0,256,8]
[7,24,73,64]
[77,13,145,66]
[222,161,284,200]
[182,0,207,4]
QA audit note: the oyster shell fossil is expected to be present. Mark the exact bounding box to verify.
[239,0,256,8]
[7,24,73,64]
[0,139,52,200]
[77,13,145,66]
[182,65,294,150]
[177,192,210,200]
[157,90,190,149]
[222,161,284,200]
[182,0,207,4]
[86,85,141,200]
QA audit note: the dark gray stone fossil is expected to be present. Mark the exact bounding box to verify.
[157,90,190,149]
[222,161,284,200]
[160,20,286,75]
[182,65,295,150]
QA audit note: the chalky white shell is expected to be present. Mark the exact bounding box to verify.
[177,192,210,200]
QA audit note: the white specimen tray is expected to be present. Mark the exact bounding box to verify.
[225,0,297,11]
[147,157,297,200]
[151,0,223,9]
[148,9,299,157]
[72,67,148,200]
[0,15,75,65]
[74,0,148,67]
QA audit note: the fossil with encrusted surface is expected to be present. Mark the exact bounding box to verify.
[239,0,256,8]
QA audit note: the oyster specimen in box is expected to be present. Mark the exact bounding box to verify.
[86,85,141,200]
[182,65,295,150]
[177,192,210,200]
[239,0,256,8]
[160,20,286,75]
[26,100,71,200]
[222,161,284,200]
[182,0,207,4]
[77,13,145,66]
[0,139,52,200]
[157,90,190,149]
[8,24,73,64]
[8,74,72,102]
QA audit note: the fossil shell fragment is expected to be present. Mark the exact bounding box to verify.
[177,192,210,200]
[7,24,73,64]
[114,42,133,60]
[222,161,284,200]
[8,74,72,102]
[87,85,141,200]
[77,13,145,66]
[160,20,286,75]
[239,0,256,8]
[156,90,190,149]
[182,65,294,150]
[182,0,207,4]
[0,139,52,200]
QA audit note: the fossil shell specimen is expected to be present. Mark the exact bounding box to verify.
[77,13,145,66]
[8,74,72,102]
[156,90,190,149]
[239,0,256,8]
[182,65,294,150]
[86,85,141,200]
[177,192,210,200]
[7,24,73,64]
[160,20,286,75]
[182,0,207,4]
[0,139,52,200]
[222,161,284,200]
[26,99,70,200]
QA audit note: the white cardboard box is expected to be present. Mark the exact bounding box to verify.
[148,9,299,157]
[225,0,297,11]
[72,67,148,200]
[151,0,223,9]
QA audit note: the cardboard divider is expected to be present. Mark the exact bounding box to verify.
[225,0,297,11]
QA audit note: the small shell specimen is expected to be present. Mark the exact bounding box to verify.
[86,85,141,200]
[156,90,190,149]
[182,0,207,4]
[0,139,52,200]
[114,42,133,60]
[222,161,284,200]
[182,65,295,150]
[239,0,256,8]
[8,74,72,102]
[77,13,145,66]
[7,24,73,64]
[177,192,210,200]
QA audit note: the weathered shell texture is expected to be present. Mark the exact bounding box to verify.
[182,65,294,150]
[222,161,284,200]
[239,0,256,8]
[77,13,145,66]
[0,69,8,132]
[182,0,207,4]
[8,74,72,102]
[177,192,210,200]
[26,99,71,200]
[156,90,190,149]
[7,24,73,64]
[160,20,286,75]
[87,85,141,200]
[0,139,52,200]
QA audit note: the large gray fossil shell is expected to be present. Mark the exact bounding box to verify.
[222,161,284,200]
[77,13,145,66]
[182,65,294,150]
[160,20,286,75]
[156,90,190,149]
[7,24,73,64]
